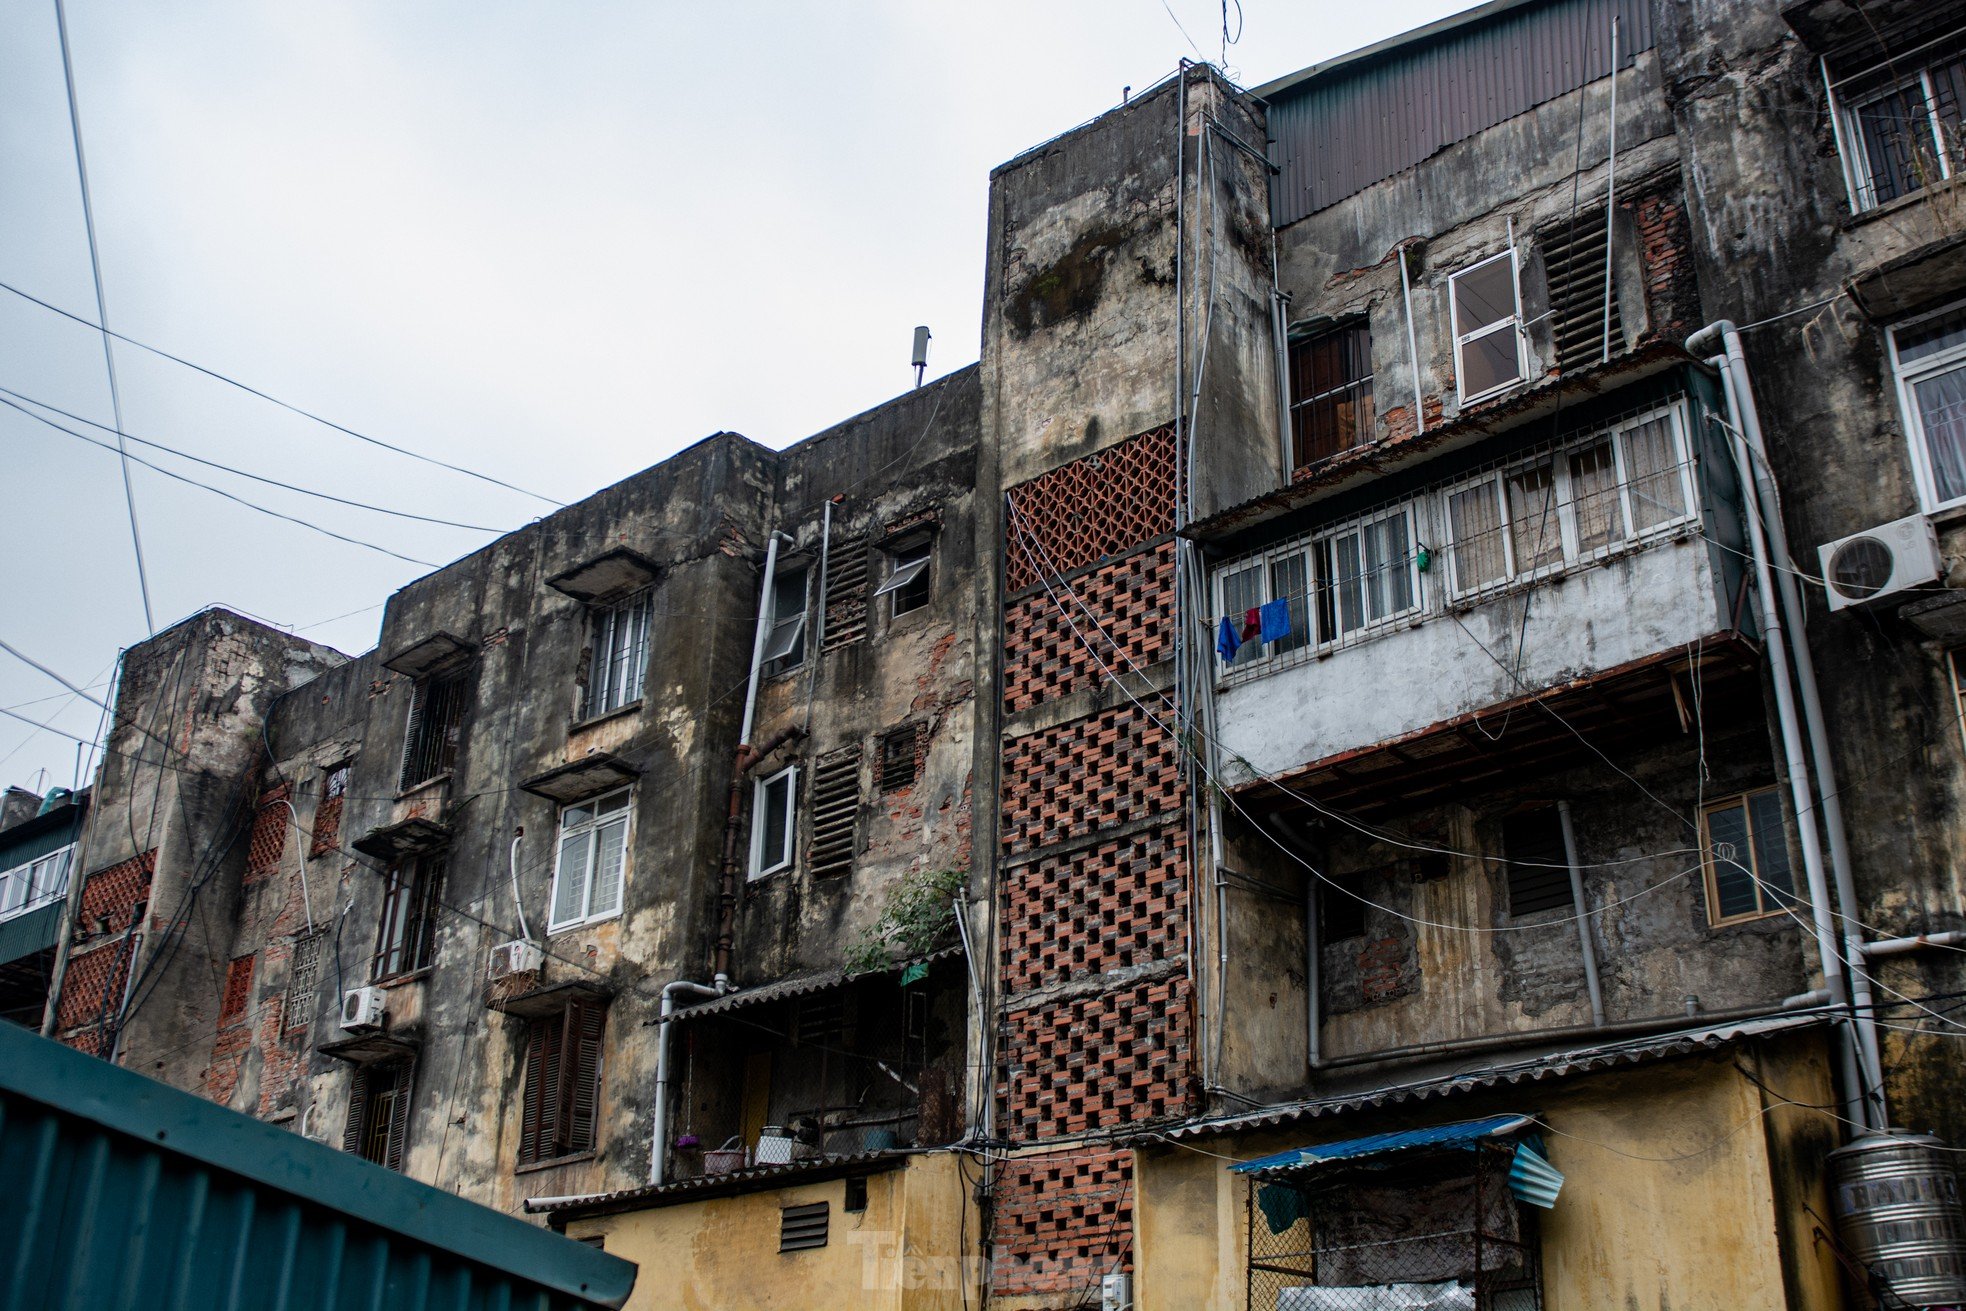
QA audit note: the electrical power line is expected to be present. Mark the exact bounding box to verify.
[0,277,566,507]
[0,383,508,533]
[50,0,152,634]
[0,395,439,567]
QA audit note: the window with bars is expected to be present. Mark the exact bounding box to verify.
[1501,807,1574,918]
[399,667,469,792]
[1538,210,1622,374]
[373,853,442,980]
[1890,303,1966,511]
[518,998,607,1166]
[343,1060,414,1170]
[761,563,810,676]
[1450,250,1527,404]
[310,763,349,857]
[585,589,652,719]
[1831,30,1966,210]
[807,748,862,880]
[1288,322,1376,469]
[749,766,798,880]
[286,929,324,1030]
[550,789,630,931]
[1702,788,1799,925]
[878,723,923,792]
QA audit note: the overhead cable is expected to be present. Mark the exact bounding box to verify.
[0,277,566,507]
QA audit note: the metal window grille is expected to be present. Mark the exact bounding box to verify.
[399,668,468,792]
[518,998,607,1165]
[878,723,923,792]
[586,589,652,718]
[1500,808,1574,918]
[1245,1146,1542,1310]
[1290,322,1376,469]
[807,748,862,880]
[285,930,324,1030]
[1829,28,1966,210]
[372,854,442,980]
[343,1060,414,1170]
[779,1202,830,1252]
[1537,210,1622,374]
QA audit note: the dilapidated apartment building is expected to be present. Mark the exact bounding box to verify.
[16,0,1966,1306]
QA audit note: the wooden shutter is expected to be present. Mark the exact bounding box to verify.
[521,1011,567,1164]
[341,1065,371,1154]
[566,1000,607,1155]
[383,1063,415,1172]
[399,682,428,792]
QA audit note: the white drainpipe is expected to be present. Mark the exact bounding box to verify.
[649,975,733,1185]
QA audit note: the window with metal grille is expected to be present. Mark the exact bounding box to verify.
[1702,788,1799,925]
[1828,29,1966,210]
[823,539,870,651]
[872,533,932,618]
[373,853,442,980]
[1890,303,1966,511]
[1501,807,1575,918]
[1450,250,1526,404]
[550,789,631,930]
[878,723,923,792]
[761,563,810,675]
[343,1060,414,1170]
[218,954,255,1026]
[285,930,323,1030]
[518,998,607,1166]
[749,765,798,880]
[780,1202,830,1252]
[1538,209,1622,374]
[807,748,861,880]
[310,763,349,857]
[1288,322,1375,469]
[399,667,469,792]
[586,589,652,719]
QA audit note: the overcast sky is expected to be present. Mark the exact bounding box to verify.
[0,0,1466,797]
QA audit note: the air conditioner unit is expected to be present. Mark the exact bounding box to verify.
[487,940,542,980]
[339,986,385,1033]
[1818,514,1942,612]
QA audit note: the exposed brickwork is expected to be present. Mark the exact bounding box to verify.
[1630,176,1700,343]
[1000,702,1183,857]
[1003,541,1175,714]
[56,937,133,1036]
[999,824,1188,993]
[245,785,291,882]
[219,953,256,1024]
[1003,426,1175,592]
[990,1147,1133,1296]
[998,974,1195,1140]
[310,764,348,857]
[79,849,154,934]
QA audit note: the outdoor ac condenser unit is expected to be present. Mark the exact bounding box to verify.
[1818,514,1942,612]
[487,940,542,980]
[339,986,385,1033]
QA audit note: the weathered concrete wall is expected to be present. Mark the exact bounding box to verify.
[1133,1038,1841,1311]
[560,1152,976,1311]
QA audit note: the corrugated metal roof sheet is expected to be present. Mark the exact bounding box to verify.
[529,1150,911,1220]
[672,945,963,1024]
[1260,0,1657,225]
[1164,1013,1828,1142]
[1231,1113,1533,1174]
[0,1021,635,1311]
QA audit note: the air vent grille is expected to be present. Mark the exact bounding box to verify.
[807,746,862,879]
[1540,210,1622,374]
[780,1201,830,1252]
[823,540,869,651]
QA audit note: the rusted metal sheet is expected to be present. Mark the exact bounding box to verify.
[1261,0,1658,226]
[0,1021,634,1311]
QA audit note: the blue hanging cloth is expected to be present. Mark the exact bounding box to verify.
[1258,598,1291,643]
[1216,616,1241,663]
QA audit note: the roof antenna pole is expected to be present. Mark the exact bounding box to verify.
[911,326,931,389]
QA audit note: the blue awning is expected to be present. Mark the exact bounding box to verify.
[1231,1113,1533,1174]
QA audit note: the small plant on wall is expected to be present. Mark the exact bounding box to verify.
[845,866,967,978]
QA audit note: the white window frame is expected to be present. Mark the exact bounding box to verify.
[1440,403,1697,601]
[548,787,633,932]
[760,563,811,672]
[1449,249,1528,406]
[1888,303,1966,513]
[1829,29,1966,214]
[0,843,75,922]
[872,535,932,619]
[748,765,798,880]
[586,589,652,719]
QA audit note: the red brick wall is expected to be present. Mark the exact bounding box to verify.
[1630,176,1701,343]
[991,1148,1133,1296]
[997,975,1195,1138]
[245,785,290,883]
[79,849,154,934]
[1003,542,1176,715]
[1000,702,1183,857]
[56,937,134,1039]
[998,827,1188,993]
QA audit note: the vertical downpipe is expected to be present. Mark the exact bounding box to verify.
[1400,247,1425,435]
[1557,801,1605,1027]
[1601,14,1620,364]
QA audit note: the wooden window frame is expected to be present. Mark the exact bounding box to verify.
[372,853,443,981]
[1288,321,1376,469]
[343,1060,414,1171]
[1701,787,1800,926]
[399,667,469,793]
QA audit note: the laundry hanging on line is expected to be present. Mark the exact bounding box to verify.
[1216,599,1292,663]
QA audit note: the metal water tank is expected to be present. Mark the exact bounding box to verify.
[1831,1130,1966,1306]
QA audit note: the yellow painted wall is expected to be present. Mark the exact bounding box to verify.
[1134,1042,1844,1311]
[564,1152,978,1311]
